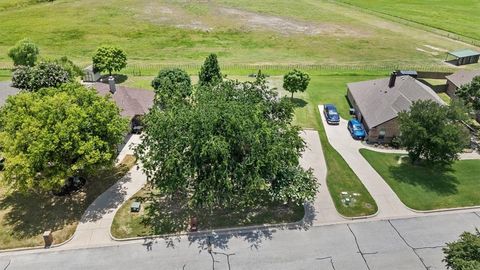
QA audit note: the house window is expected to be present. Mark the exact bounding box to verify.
[378,129,386,140]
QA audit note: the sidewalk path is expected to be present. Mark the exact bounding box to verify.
[319,105,416,219]
[299,130,345,226]
[64,135,146,248]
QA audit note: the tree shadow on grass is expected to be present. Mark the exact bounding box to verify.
[0,158,135,240]
[389,163,459,195]
[140,191,310,252]
[290,97,307,108]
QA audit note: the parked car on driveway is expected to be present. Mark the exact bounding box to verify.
[348,119,366,140]
[324,104,340,125]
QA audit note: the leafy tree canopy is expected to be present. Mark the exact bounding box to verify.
[457,76,480,112]
[151,68,192,107]
[11,61,71,91]
[398,100,468,166]
[54,56,84,78]
[135,79,317,209]
[0,83,128,192]
[8,39,39,67]
[443,229,480,270]
[198,53,222,86]
[283,69,310,99]
[92,46,127,76]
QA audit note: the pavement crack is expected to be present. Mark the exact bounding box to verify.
[3,260,11,270]
[316,256,336,270]
[346,224,372,270]
[474,212,480,219]
[388,220,431,270]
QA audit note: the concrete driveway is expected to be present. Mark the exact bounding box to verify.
[318,105,415,219]
[300,130,345,225]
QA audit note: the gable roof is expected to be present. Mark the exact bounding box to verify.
[445,69,480,88]
[93,83,154,118]
[347,75,444,129]
[0,82,21,107]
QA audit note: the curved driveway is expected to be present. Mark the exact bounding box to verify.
[65,135,146,248]
[319,105,416,219]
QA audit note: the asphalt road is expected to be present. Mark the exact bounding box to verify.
[1,211,479,270]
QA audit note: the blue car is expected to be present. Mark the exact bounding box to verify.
[348,119,366,140]
[324,104,340,125]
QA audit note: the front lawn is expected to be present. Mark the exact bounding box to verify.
[0,69,11,82]
[360,149,480,210]
[111,188,305,239]
[0,155,136,250]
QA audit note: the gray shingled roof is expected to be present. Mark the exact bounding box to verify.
[445,69,480,88]
[0,82,21,107]
[94,83,154,118]
[347,75,444,129]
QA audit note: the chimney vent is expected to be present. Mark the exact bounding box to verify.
[388,71,397,88]
[108,76,116,94]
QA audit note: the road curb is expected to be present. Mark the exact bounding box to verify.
[405,204,480,214]
[337,209,379,220]
[0,228,76,254]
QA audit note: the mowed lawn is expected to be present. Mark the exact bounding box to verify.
[340,0,480,41]
[360,149,480,210]
[0,0,473,67]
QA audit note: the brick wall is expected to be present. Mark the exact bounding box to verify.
[367,118,400,144]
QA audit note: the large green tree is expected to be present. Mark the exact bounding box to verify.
[135,79,317,209]
[198,53,222,86]
[8,39,39,67]
[456,76,480,112]
[443,229,480,270]
[11,61,71,91]
[151,68,192,107]
[92,46,127,76]
[283,69,310,99]
[398,100,468,166]
[0,83,128,191]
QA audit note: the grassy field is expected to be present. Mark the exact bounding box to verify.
[111,187,304,238]
[0,155,136,250]
[0,0,477,68]
[340,0,480,42]
[0,70,11,82]
[360,149,480,210]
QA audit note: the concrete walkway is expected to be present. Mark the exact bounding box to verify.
[319,105,416,219]
[64,135,146,248]
[300,130,345,226]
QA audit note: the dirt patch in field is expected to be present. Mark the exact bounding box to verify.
[133,2,366,36]
[136,3,213,31]
[217,7,366,36]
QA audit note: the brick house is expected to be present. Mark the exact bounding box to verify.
[445,69,480,97]
[347,73,444,143]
